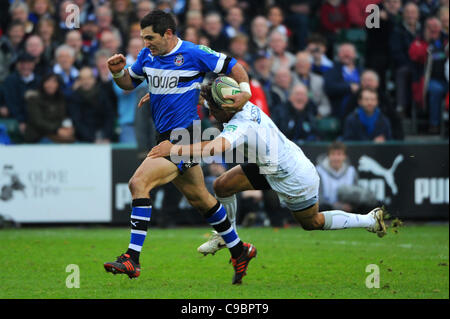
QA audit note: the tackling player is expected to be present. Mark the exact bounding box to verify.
[148,81,387,256]
[104,10,256,285]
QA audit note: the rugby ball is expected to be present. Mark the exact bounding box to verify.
[211,76,241,105]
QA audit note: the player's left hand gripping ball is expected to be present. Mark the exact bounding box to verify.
[221,91,251,113]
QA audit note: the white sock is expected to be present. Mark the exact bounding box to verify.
[322,210,375,230]
[217,195,237,233]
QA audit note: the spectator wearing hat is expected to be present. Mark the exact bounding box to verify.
[0,52,40,135]
[80,14,100,61]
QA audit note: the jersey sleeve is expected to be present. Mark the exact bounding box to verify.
[128,48,146,87]
[218,118,251,148]
[194,45,237,75]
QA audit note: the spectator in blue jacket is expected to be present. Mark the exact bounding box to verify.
[0,52,40,135]
[324,43,362,122]
[343,88,392,142]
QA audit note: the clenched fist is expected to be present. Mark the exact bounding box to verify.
[107,54,127,74]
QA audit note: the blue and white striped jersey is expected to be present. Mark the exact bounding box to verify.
[128,39,237,133]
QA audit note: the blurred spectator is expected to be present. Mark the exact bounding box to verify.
[316,141,359,212]
[270,67,295,108]
[305,34,334,75]
[278,0,311,51]
[347,0,380,28]
[268,30,296,74]
[0,52,40,135]
[73,0,94,25]
[96,4,121,37]
[409,16,449,134]
[204,160,227,196]
[419,0,444,22]
[24,73,75,144]
[9,0,34,34]
[248,16,270,57]
[0,21,26,83]
[343,88,392,142]
[113,37,146,144]
[267,5,290,38]
[319,0,350,54]
[99,29,122,55]
[228,33,251,65]
[69,67,116,143]
[251,52,273,103]
[224,6,247,39]
[94,49,117,117]
[53,44,79,98]
[203,12,229,52]
[365,0,403,91]
[112,0,138,47]
[324,43,362,122]
[36,17,59,65]
[390,2,421,115]
[440,6,449,37]
[184,10,203,33]
[24,34,50,75]
[136,0,155,21]
[183,26,201,44]
[345,70,404,140]
[80,15,100,59]
[56,0,77,43]
[28,0,54,25]
[293,51,332,118]
[249,76,270,116]
[272,84,318,142]
[65,30,90,69]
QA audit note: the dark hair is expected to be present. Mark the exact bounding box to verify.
[328,141,347,154]
[140,10,177,36]
[39,72,63,99]
[307,33,328,47]
[357,88,378,101]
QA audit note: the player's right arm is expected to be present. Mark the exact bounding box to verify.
[107,54,135,90]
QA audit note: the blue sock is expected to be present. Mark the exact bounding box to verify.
[126,198,152,263]
[206,202,243,258]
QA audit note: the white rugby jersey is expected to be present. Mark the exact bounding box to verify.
[218,102,318,196]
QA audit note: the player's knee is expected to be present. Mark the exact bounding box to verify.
[128,175,147,196]
[213,177,231,198]
[298,217,323,231]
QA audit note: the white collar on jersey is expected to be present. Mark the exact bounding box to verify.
[163,38,183,56]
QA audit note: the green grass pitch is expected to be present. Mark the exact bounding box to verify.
[0,224,448,299]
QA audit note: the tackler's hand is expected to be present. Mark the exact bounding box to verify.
[221,91,251,113]
[147,140,174,159]
[138,93,150,108]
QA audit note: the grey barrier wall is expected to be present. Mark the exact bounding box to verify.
[112,142,449,224]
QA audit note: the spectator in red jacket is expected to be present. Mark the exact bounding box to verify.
[320,0,350,34]
[409,17,449,134]
[347,0,382,28]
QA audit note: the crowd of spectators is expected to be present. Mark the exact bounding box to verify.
[0,0,449,147]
